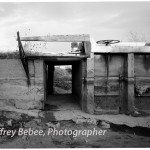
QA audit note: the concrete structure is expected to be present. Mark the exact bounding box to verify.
[0,33,150,116]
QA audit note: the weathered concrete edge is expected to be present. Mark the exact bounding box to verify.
[47,110,150,128]
[1,107,149,129]
[0,106,41,118]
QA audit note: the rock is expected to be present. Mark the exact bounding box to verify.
[39,112,44,118]
[46,122,55,128]
[4,112,22,120]
[86,118,97,125]
[22,135,27,140]
[56,122,60,128]
[100,121,110,129]
[24,120,38,128]
[7,120,12,126]
[72,118,97,125]
[72,118,85,124]
[34,119,41,124]
[46,122,60,129]
[0,123,4,127]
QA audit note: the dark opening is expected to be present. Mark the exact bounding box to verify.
[44,60,82,111]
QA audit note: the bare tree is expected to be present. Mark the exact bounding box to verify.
[127,31,147,42]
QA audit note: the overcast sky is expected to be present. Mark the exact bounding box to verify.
[0,2,150,52]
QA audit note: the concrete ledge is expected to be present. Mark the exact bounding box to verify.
[93,46,150,53]
[45,109,150,128]
[0,106,41,118]
[15,100,43,110]
[0,99,15,107]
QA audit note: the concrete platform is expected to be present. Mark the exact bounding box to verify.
[41,94,150,128]
[42,109,150,128]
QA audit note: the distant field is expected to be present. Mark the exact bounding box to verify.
[54,66,72,94]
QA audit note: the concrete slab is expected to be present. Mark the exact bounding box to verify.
[43,109,150,128]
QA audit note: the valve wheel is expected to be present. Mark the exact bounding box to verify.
[96,40,120,46]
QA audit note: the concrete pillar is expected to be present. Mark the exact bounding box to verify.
[84,41,91,56]
[127,53,135,113]
[82,53,95,114]
[119,55,128,114]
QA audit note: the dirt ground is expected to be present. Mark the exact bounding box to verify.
[0,111,150,148]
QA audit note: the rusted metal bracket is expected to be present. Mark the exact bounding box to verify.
[17,31,30,86]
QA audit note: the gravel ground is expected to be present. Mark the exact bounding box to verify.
[0,113,150,148]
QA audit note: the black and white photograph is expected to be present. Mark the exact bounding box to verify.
[0,1,150,148]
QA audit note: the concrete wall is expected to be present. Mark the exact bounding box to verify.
[0,58,44,110]
[94,53,150,114]
[1,51,150,115]
[94,54,125,114]
[134,54,150,112]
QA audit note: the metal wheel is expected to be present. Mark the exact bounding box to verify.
[96,40,120,46]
